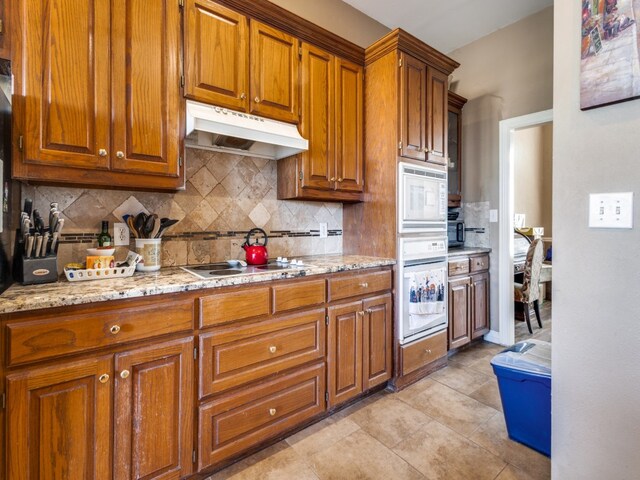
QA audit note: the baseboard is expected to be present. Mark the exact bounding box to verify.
[483,330,506,345]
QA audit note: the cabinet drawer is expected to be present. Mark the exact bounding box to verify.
[401,330,447,376]
[328,269,392,302]
[198,362,325,469]
[6,299,194,366]
[199,286,270,328]
[199,309,325,397]
[448,258,470,276]
[272,279,326,314]
[470,254,490,273]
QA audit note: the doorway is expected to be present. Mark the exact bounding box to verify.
[497,110,553,346]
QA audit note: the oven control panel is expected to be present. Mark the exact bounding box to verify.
[400,237,447,261]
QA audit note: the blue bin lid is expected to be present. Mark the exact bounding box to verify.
[491,339,551,376]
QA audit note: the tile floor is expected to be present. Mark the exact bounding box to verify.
[515,300,552,343]
[209,341,551,480]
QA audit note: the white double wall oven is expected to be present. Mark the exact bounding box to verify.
[397,163,448,345]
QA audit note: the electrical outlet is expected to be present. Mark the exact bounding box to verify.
[319,223,328,238]
[113,222,130,246]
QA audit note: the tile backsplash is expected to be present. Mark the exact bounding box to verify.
[21,149,343,271]
[462,201,490,248]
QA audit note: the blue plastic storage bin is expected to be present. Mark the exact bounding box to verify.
[491,340,551,457]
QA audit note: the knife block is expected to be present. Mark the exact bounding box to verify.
[13,229,59,285]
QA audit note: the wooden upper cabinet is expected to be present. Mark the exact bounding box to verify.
[0,0,11,59]
[426,68,448,164]
[6,356,113,480]
[335,58,364,192]
[184,0,249,111]
[114,337,194,480]
[18,0,112,171]
[250,20,300,124]
[300,43,335,190]
[400,53,427,161]
[110,0,181,177]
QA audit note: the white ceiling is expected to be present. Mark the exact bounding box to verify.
[342,0,553,53]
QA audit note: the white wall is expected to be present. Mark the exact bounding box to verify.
[514,123,553,237]
[552,1,640,478]
[448,7,553,332]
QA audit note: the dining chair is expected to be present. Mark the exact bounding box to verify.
[514,238,544,334]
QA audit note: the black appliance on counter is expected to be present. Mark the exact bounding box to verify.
[447,208,465,248]
[0,59,16,294]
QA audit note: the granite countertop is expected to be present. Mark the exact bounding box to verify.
[448,246,492,258]
[0,255,395,315]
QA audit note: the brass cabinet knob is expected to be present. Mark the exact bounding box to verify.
[110,325,121,335]
[98,149,108,157]
[120,370,130,379]
[99,373,110,384]
[330,177,336,181]
[366,309,373,315]
[269,345,277,354]
[359,282,369,288]
[116,151,125,159]
[338,178,343,182]
[240,92,247,100]
[357,311,364,317]
[269,408,277,416]
[424,148,430,154]
[424,349,432,355]
[254,97,260,103]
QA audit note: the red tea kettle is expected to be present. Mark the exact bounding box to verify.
[242,228,269,265]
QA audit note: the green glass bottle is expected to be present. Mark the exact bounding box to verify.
[98,220,112,247]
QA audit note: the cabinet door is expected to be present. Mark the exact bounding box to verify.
[447,106,462,204]
[17,0,111,171]
[471,272,490,339]
[327,300,363,407]
[363,294,393,390]
[250,20,299,123]
[448,276,471,349]
[399,53,427,161]
[6,356,113,480]
[111,0,182,177]
[114,337,194,480]
[300,43,335,190]
[426,68,448,164]
[335,58,364,192]
[0,0,11,59]
[184,0,248,111]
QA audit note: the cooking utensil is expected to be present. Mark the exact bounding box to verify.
[134,213,147,238]
[150,218,161,239]
[143,214,157,238]
[155,218,179,238]
[127,216,139,238]
[34,235,43,260]
[41,232,50,257]
[50,232,59,253]
[242,228,269,265]
[23,198,33,217]
[25,236,34,259]
[33,210,45,235]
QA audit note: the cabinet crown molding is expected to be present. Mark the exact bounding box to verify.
[365,28,460,74]
[448,91,468,110]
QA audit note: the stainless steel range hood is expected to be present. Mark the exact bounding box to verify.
[185,100,308,160]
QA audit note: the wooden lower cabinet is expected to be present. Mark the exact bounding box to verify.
[6,356,113,480]
[471,272,490,339]
[114,337,194,480]
[362,294,393,390]
[448,254,490,350]
[198,362,325,470]
[448,276,471,349]
[327,293,393,408]
[327,300,363,407]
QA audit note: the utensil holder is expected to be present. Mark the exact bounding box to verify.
[12,230,59,285]
[135,238,162,272]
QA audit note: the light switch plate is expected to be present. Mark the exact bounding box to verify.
[319,223,328,238]
[490,209,498,223]
[589,192,633,229]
